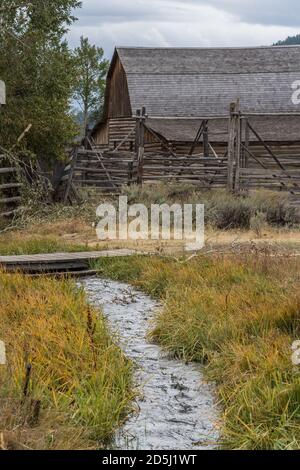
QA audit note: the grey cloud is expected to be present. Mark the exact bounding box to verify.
[77,0,300,27]
[182,0,300,27]
[76,0,163,25]
[68,0,300,57]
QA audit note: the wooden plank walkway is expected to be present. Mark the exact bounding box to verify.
[0,249,139,275]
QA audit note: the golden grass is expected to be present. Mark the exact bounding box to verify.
[1,188,300,257]
[0,236,95,256]
[0,272,133,450]
[95,254,300,450]
[1,221,300,258]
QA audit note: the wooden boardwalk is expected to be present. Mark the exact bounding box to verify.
[0,249,138,275]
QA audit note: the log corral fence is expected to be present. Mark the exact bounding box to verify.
[0,81,22,218]
[63,103,300,204]
[72,146,138,193]
[0,155,22,218]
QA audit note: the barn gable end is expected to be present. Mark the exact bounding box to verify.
[106,52,132,119]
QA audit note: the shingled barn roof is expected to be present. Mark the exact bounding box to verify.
[92,46,300,143]
[145,116,300,143]
[116,46,300,117]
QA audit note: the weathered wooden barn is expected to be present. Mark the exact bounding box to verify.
[92,46,300,152]
[69,46,300,197]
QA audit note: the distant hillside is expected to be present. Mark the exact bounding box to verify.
[274,35,300,46]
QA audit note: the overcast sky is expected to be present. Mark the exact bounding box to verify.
[68,0,300,59]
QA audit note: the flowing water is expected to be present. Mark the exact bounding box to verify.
[82,277,219,450]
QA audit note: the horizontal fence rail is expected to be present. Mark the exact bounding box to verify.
[0,160,22,218]
[72,149,138,192]
[68,104,300,206]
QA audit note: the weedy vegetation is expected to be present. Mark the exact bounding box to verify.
[122,184,300,230]
[95,253,300,450]
[0,273,133,450]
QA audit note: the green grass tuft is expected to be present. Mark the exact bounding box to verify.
[95,254,300,450]
[0,273,133,450]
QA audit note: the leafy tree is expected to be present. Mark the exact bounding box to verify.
[73,36,109,137]
[0,0,81,165]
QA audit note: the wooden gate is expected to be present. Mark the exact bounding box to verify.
[227,102,300,203]
[135,110,229,188]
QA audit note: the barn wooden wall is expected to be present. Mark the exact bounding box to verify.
[106,57,132,118]
[94,118,135,151]
[93,118,205,155]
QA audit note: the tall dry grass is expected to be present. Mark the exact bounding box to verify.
[0,273,133,450]
[95,254,300,450]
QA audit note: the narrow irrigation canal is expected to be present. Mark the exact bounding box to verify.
[82,277,219,450]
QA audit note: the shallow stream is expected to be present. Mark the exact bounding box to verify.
[82,277,219,450]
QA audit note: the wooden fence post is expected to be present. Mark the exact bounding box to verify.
[137,107,146,185]
[227,101,241,191]
[135,109,141,154]
[241,118,249,169]
[227,102,237,191]
[234,106,241,191]
[203,120,209,158]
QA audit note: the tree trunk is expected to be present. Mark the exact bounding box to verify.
[83,105,89,138]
